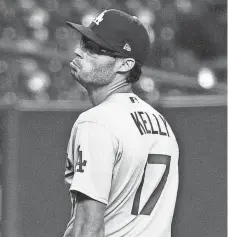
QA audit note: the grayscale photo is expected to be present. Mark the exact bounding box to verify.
[0,0,226,237]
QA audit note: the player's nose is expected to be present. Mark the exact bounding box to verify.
[74,47,83,59]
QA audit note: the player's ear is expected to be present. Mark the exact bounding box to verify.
[115,58,135,74]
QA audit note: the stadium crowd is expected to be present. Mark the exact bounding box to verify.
[0,0,226,101]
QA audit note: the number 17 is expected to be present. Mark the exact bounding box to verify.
[131,154,171,216]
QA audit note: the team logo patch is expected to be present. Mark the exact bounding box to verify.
[123,43,131,52]
[93,10,107,25]
[76,146,87,172]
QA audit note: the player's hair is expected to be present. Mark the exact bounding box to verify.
[126,62,142,83]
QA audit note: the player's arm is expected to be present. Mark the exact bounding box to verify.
[71,191,106,237]
[69,122,118,237]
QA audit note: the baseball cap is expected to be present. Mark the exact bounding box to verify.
[66,9,150,66]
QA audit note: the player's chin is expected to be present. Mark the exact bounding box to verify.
[70,70,87,87]
[71,69,80,80]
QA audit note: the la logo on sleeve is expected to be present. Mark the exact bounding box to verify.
[76,146,87,172]
[93,10,107,25]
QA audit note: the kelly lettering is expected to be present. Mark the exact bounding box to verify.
[159,115,170,137]
[138,112,151,134]
[152,114,167,136]
[144,112,158,134]
[130,112,146,135]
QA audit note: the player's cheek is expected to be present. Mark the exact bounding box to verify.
[82,61,94,74]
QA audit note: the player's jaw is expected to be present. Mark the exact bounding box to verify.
[70,56,116,89]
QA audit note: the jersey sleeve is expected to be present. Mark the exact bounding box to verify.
[70,122,118,204]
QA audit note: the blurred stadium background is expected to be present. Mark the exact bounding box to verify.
[0,0,226,103]
[0,0,227,237]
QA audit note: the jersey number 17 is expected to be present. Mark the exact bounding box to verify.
[131,154,171,216]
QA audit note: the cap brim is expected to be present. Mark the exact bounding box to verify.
[66,21,115,51]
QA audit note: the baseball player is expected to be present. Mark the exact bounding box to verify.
[63,9,179,237]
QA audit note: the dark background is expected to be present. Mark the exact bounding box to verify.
[0,104,226,237]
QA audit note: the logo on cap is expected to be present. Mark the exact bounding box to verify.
[93,10,107,25]
[123,43,131,52]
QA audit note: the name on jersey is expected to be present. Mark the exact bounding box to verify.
[130,111,170,136]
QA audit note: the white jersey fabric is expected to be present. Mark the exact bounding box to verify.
[63,93,179,237]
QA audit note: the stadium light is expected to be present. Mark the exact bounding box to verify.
[26,71,51,94]
[140,76,155,92]
[197,67,217,89]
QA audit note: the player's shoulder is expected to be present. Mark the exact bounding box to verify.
[76,101,116,126]
[69,103,121,142]
[139,97,165,118]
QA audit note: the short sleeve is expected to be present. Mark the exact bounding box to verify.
[70,122,118,204]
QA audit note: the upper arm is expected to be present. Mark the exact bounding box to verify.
[68,122,118,237]
[72,191,106,237]
[69,122,118,204]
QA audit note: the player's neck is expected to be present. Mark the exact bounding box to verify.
[87,79,133,106]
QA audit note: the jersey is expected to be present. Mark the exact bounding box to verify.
[63,93,179,237]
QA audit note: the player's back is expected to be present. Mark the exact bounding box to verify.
[79,93,179,237]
